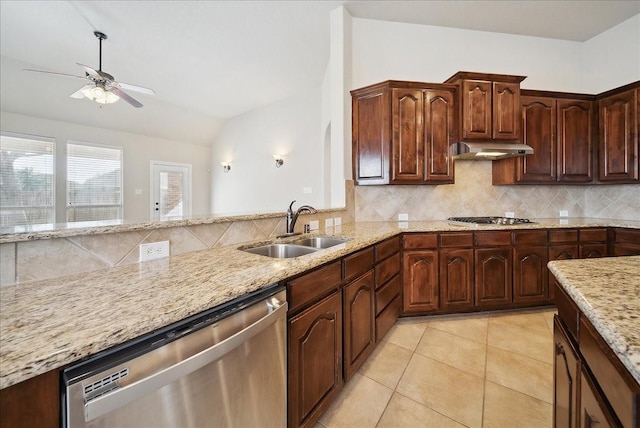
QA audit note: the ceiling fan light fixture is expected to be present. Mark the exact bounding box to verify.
[81,85,120,105]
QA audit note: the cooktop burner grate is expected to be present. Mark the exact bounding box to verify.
[447,216,534,225]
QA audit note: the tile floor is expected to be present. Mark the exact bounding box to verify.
[316,308,556,428]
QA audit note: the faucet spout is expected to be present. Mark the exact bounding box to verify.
[285,200,318,235]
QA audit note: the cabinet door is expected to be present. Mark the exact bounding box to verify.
[557,99,594,182]
[580,368,617,428]
[598,89,638,182]
[403,250,439,313]
[461,80,492,139]
[493,81,521,140]
[554,317,579,428]
[440,248,474,310]
[391,89,424,183]
[424,89,455,183]
[343,270,376,381]
[513,245,549,304]
[475,247,512,308]
[288,292,343,428]
[519,96,556,182]
[0,370,60,428]
[352,89,390,185]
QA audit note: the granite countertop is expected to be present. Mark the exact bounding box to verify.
[548,256,640,384]
[2,217,639,389]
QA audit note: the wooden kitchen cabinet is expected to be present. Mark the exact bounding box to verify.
[493,93,595,185]
[579,228,608,259]
[553,316,579,428]
[352,81,456,185]
[612,227,640,256]
[374,237,401,340]
[288,291,343,428]
[474,231,512,308]
[440,247,474,311]
[579,368,617,428]
[445,71,525,141]
[343,270,375,381]
[0,369,60,428]
[402,233,440,313]
[597,85,639,183]
[512,231,548,304]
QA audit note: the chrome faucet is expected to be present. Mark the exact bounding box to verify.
[285,200,317,235]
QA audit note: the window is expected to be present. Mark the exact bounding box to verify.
[67,142,123,222]
[0,132,55,227]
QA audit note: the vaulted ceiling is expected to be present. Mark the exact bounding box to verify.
[1,1,638,145]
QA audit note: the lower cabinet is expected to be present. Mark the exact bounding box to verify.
[553,316,579,428]
[580,367,617,428]
[475,247,512,308]
[440,248,474,310]
[403,249,439,313]
[343,270,375,381]
[288,291,343,428]
[613,228,640,256]
[513,245,548,304]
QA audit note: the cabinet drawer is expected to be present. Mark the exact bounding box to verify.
[513,230,547,245]
[287,261,342,313]
[474,231,511,246]
[376,274,400,315]
[375,253,400,289]
[549,229,578,243]
[376,295,401,341]
[376,236,400,261]
[614,228,640,244]
[403,233,438,249]
[579,228,607,242]
[440,232,473,247]
[343,247,375,281]
[579,316,640,428]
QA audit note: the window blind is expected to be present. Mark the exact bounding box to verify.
[67,142,123,222]
[0,133,55,227]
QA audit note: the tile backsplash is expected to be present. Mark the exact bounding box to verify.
[355,162,640,222]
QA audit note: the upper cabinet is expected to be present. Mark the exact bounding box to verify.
[352,81,456,185]
[597,85,639,183]
[445,71,526,141]
[493,91,595,184]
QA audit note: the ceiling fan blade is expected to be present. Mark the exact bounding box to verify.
[116,82,156,95]
[70,84,93,99]
[110,86,143,108]
[76,63,102,80]
[23,69,87,80]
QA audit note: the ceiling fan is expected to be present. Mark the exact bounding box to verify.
[24,31,155,108]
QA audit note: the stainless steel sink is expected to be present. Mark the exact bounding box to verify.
[242,244,318,258]
[290,236,350,249]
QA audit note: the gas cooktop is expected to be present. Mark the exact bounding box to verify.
[447,216,535,226]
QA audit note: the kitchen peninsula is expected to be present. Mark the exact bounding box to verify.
[2,217,640,427]
[549,256,639,428]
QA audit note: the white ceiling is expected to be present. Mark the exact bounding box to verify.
[1,1,638,146]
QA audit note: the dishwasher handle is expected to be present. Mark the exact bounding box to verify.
[84,297,287,422]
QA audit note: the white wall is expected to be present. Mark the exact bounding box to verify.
[351,18,589,92]
[210,87,324,215]
[583,14,640,92]
[1,111,212,221]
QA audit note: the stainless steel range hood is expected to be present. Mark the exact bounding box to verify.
[451,142,534,160]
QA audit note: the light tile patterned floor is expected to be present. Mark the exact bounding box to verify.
[316,308,556,428]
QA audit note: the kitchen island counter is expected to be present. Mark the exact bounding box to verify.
[548,255,640,384]
[2,218,640,389]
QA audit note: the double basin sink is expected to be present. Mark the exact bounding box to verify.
[241,236,349,258]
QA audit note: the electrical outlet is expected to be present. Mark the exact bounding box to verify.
[505,212,515,218]
[140,241,170,262]
[308,220,319,231]
[325,218,334,228]
[559,210,569,218]
[333,217,342,226]
[398,213,409,221]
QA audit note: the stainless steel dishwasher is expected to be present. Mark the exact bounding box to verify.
[63,285,287,428]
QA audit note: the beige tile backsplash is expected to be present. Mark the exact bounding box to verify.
[1,166,638,286]
[355,162,640,221]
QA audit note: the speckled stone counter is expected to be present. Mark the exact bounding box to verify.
[548,256,640,384]
[2,218,639,389]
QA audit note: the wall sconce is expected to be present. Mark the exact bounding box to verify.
[220,161,231,173]
[273,155,284,168]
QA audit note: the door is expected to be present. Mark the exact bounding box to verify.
[557,99,594,182]
[424,89,455,183]
[513,246,549,304]
[554,317,579,428]
[475,247,512,308]
[440,248,474,310]
[462,80,492,139]
[391,89,424,183]
[493,81,521,140]
[150,161,192,221]
[519,96,556,182]
[343,270,375,381]
[403,250,439,313]
[598,88,638,182]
